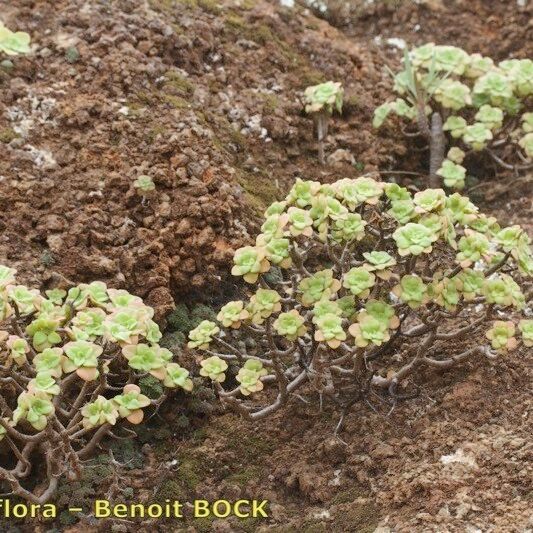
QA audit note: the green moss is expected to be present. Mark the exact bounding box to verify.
[155,479,188,501]
[253,24,276,45]
[59,510,77,527]
[344,94,359,112]
[145,125,168,144]
[164,69,195,97]
[331,502,380,533]
[300,67,327,87]
[237,170,279,214]
[190,304,217,325]
[239,0,256,9]
[177,456,202,490]
[56,455,114,511]
[160,331,186,351]
[136,424,173,447]
[238,515,265,533]
[0,127,18,143]
[207,415,275,461]
[331,486,367,505]
[164,303,216,352]
[139,375,164,399]
[149,0,178,12]
[162,94,190,109]
[191,516,216,533]
[210,114,247,152]
[167,303,193,333]
[225,466,261,487]
[229,126,247,150]
[198,0,221,14]
[192,427,208,442]
[110,438,143,469]
[40,250,56,267]
[300,525,328,533]
[136,91,157,106]
[225,14,246,30]
[261,93,281,115]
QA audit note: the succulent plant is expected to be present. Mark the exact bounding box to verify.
[349,315,390,348]
[437,160,467,189]
[485,321,517,351]
[247,289,282,324]
[362,251,397,280]
[273,310,307,340]
[374,44,532,188]
[217,301,250,328]
[363,300,400,330]
[27,373,60,397]
[133,175,155,194]
[112,384,151,424]
[518,319,533,347]
[299,269,341,306]
[6,335,30,366]
[462,123,493,151]
[236,360,268,396]
[304,81,343,115]
[342,267,376,298]
[199,355,228,382]
[33,348,64,378]
[0,23,31,56]
[163,363,194,391]
[456,230,490,267]
[392,275,428,309]
[287,207,314,237]
[183,178,531,437]
[393,223,438,256]
[231,246,270,283]
[303,82,343,164]
[314,313,346,348]
[187,320,220,349]
[0,271,193,503]
[312,300,342,320]
[457,269,485,301]
[12,392,54,431]
[81,396,119,429]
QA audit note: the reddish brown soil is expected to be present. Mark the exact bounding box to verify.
[0,1,531,532]
[0,0,404,322]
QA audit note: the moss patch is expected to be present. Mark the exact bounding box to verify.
[237,170,280,214]
[299,67,327,87]
[198,0,221,14]
[331,502,380,533]
[225,14,247,31]
[164,69,195,97]
[161,94,190,109]
[225,465,262,487]
[177,456,203,490]
[261,93,281,115]
[207,414,275,461]
[155,478,188,501]
[0,127,18,143]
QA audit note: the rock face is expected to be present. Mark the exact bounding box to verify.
[0,0,403,319]
[14,0,529,321]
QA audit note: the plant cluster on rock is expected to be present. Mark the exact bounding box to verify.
[0,22,30,56]
[303,81,344,165]
[374,44,533,188]
[0,269,192,503]
[187,177,532,420]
